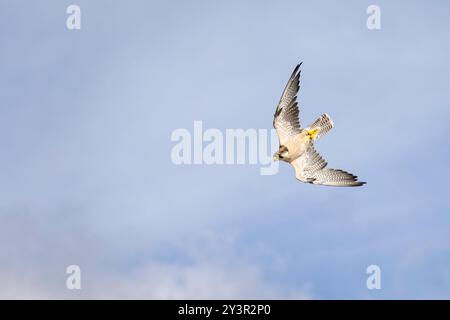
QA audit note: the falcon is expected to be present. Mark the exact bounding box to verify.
[273,63,366,187]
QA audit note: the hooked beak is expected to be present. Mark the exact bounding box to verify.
[273,152,280,161]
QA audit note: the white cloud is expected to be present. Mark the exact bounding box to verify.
[0,208,312,299]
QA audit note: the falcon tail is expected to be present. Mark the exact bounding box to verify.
[306,113,334,140]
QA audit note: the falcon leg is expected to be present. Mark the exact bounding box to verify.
[306,128,318,140]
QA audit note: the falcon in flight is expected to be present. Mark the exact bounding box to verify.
[273,63,366,187]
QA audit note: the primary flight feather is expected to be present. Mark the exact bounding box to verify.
[273,63,366,187]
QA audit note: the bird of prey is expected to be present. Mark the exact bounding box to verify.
[273,63,366,187]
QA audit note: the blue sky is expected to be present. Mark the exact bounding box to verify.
[0,0,449,299]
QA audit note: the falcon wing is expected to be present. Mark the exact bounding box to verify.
[273,63,302,145]
[291,145,366,187]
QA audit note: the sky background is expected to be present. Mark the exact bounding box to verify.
[0,0,449,299]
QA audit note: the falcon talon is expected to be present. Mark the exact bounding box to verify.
[307,128,318,140]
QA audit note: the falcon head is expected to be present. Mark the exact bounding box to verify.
[273,145,289,161]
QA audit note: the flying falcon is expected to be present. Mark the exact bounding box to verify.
[273,63,366,187]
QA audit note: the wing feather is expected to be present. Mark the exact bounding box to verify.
[273,63,302,145]
[291,145,365,187]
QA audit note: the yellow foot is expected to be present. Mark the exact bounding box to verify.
[307,128,318,140]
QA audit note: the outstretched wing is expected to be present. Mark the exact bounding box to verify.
[291,145,366,187]
[273,63,302,145]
